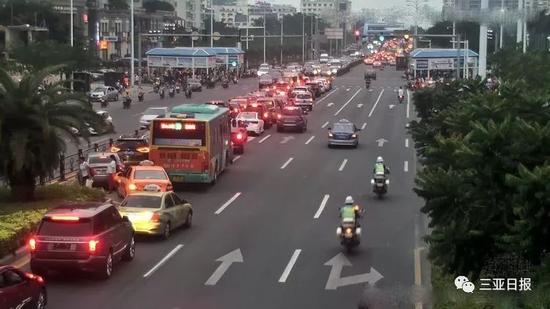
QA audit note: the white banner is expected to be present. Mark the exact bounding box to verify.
[428,58,455,70]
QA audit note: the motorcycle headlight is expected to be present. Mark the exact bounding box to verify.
[385,179,390,185]
[370,179,375,185]
[328,132,333,137]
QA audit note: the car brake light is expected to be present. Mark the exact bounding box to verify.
[167,184,173,191]
[263,112,268,118]
[50,216,80,221]
[29,238,36,251]
[137,147,150,153]
[150,212,161,222]
[128,183,137,191]
[89,240,99,253]
[277,114,282,119]
[236,133,243,140]
[25,272,44,283]
[110,146,121,152]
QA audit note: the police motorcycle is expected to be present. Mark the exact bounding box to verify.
[336,197,363,252]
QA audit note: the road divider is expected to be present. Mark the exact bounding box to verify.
[338,159,348,172]
[215,192,242,215]
[368,89,385,118]
[258,134,271,144]
[280,157,294,170]
[334,88,362,116]
[314,194,330,219]
[305,136,315,144]
[143,244,184,278]
[278,249,302,283]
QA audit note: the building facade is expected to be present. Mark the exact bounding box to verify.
[300,0,351,27]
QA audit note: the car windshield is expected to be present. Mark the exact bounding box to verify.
[92,87,106,92]
[134,170,167,180]
[115,140,147,149]
[332,123,354,133]
[297,94,311,99]
[144,108,166,116]
[121,195,162,208]
[239,112,256,119]
[38,218,92,236]
[88,156,111,164]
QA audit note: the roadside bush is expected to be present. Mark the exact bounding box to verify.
[0,184,104,258]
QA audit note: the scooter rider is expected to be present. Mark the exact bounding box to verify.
[398,86,404,103]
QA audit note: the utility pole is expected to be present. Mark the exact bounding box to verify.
[310,15,314,60]
[516,0,523,44]
[499,0,504,49]
[263,13,266,63]
[302,13,305,63]
[70,0,74,47]
[130,0,135,91]
[280,16,283,65]
[452,21,456,48]
[478,0,488,78]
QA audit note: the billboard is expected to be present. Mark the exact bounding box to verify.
[325,28,343,40]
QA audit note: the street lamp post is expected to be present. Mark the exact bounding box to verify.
[210,0,214,48]
[70,0,74,47]
[263,13,266,64]
[130,0,135,91]
[302,13,305,63]
[280,16,284,65]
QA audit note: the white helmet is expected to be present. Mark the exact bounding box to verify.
[345,196,354,205]
[376,156,384,163]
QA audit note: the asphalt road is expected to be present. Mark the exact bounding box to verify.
[26,65,428,308]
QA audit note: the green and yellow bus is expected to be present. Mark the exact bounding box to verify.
[149,103,232,184]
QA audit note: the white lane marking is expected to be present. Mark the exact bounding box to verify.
[357,103,363,108]
[321,121,329,128]
[280,157,294,169]
[327,102,334,107]
[361,122,367,130]
[232,155,241,163]
[338,159,348,172]
[334,88,362,116]
[215,192,242,215]
[314,194,330,219]
[279,249,302,283]
[404,161,409,172]
[315,88,337,104]
[407,90,411,118]
[248,136,256,142]
[143,244,184,278]
[405,138,409,148]
[305,135,315,144]
[368,89,385,118]
[258,134,271,143]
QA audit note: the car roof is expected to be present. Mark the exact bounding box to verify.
[45,202,113,219]
[125,191,167,198]
[131,165,166,171]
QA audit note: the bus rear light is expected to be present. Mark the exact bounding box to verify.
[184,124,196,130]
[236,133,243,140]
[110,146,121,152]
[137,147,150,153]
[88,240,99,253]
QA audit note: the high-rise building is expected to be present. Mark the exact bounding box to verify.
[300,0,351,27]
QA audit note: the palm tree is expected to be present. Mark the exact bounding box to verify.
[0,65,102,201]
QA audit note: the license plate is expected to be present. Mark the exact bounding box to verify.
[284,123,296,126]
[172,176,184,182]
[51,243,75,250]
[144,184,161,191]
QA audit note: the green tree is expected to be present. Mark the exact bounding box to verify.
[425,21,480,52]
[143,0,174,12]
[11,41,100,72]
[108,0,129,10]
[0,66,102,201]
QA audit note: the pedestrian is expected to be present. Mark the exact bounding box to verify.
[78,157,90,186]
[107,155,118,193]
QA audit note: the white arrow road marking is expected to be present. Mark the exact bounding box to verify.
[388,104,395,110]
[215,192,242,215]
[407,90,411,118]
[361,123,367,130]
[279,249,302,283]
[327,102,334,107]
[314,194,330,219]
[305,135,316,144]
[393,88,397,92]
[404,161,409,172]
[205,249,244,286]
[324,253,384,290]
[335,88,362,116]
[281,157,294,169]
[143,244,184,278]
[357,103,364,108]
[321,121,329,128]
[258,134,271,143]
[368,89,373,92]
[232,155,241,163]
[376,138,388,147]
[338,159,348,172]
[405,138,409,148]
[368,89,385,117]
[316,88,337,104]
[280,136,295,144]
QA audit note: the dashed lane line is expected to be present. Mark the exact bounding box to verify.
[314,194,330,219]
[321,121,329,128]
[143,244,184,278]
[215,192,242,215]
[280,157,294,169]
[334,88,362,116]
[338,159,348,172]
[305,136,315,144]
[258,134,271,143]
[278,249,302,283]
[368,89,385,118]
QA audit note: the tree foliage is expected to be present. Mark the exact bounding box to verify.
[0,66,102,201]
[411,71,550,279]
[11,41,100,72]
[425,21,480,52]
[491,49,550,93]
[143,0,174,12]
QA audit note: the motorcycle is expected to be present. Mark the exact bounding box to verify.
[159,88,165,99]
[222,79,229,88]
[175,84,181,93]
[185,88,192,98]
[371,175,389,198]
[365,80,371,89]
[123,96,132,109]
[398,95,404,104]
[100,98,108,108]
[168,87,176,98]
[232,77,238,84]
[138,91,144,102]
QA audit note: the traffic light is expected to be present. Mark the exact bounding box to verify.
[487,29,494,40]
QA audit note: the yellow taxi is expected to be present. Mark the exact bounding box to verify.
[118,191,193,239]
[116,160,173,198]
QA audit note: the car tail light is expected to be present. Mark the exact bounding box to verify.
[137,147,150,153]
[263,112,268,118]
[29,238,36,251]
[236,133,243,140]
[50,216,80,221]
[25,272,44,283]
[150,212,161,222]
[277,114,282,119]
[128,183,137,191]
[88,240,99,253]
[166,184,173,191]
[110,146,121,152]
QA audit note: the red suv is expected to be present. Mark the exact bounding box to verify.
[0,265,47,309]
[29,202,135,280]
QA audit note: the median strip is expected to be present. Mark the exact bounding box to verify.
[215,192,242,215]
[143,244,184,278]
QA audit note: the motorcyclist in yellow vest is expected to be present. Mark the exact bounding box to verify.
[373,156,390,177]
[339,196,362,226]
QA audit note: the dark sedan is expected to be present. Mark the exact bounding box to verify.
[328,119,360,148]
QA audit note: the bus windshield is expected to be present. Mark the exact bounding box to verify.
[152,120,206,147]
